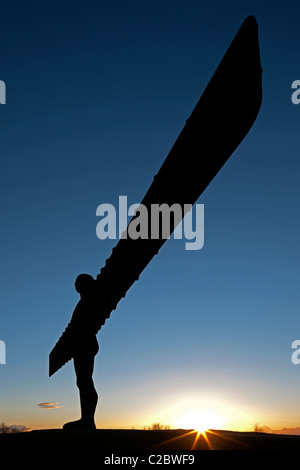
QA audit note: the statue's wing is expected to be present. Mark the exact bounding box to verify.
[49,16,262,377]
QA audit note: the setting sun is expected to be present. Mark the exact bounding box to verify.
[178,411,223,433]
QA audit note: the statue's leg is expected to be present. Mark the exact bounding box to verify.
[63,354,98,430]
[75,353,98,425]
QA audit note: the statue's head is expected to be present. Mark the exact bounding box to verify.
[75,274,95,294]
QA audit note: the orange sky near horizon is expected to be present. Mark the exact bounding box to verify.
[5,390,300,433]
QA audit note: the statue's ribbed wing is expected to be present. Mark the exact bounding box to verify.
[49,16,262,377]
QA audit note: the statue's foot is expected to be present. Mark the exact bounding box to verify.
[63,419,96,430]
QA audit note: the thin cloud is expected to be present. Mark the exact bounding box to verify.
[37,402,62,409]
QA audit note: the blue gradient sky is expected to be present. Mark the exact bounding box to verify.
[0,0,300,431]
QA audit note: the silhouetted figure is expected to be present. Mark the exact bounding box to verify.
[63,274,99,430]
[50,15,262,383]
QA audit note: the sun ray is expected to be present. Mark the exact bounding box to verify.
[153,430,198,449]
[201,431,214,450]
[191,431,202,450]
[205,429,252,449]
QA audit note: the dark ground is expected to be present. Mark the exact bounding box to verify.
[1,428,300,451]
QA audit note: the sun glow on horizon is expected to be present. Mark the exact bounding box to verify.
[177,410,224,433]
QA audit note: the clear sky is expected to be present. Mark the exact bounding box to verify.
[0,0,300,432]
